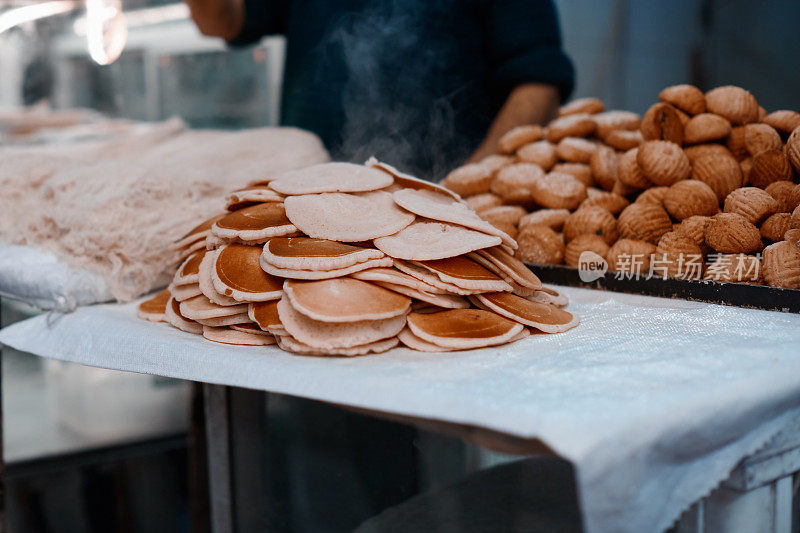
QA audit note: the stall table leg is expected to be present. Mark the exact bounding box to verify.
[203,384,268,533]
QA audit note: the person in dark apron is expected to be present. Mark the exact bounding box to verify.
[185,2,574,530]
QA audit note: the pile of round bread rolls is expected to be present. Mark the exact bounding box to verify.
[443,85,800,289]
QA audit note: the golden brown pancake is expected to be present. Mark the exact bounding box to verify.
[277,295,406,349]
[405,309,523,349]
[397,327,458,352]
[262,237,385,271]
[474,292,579,333]
[413,256,513,292]
[211,203,297,241]
[474,247,543,290]
[198,250,239,305]
[174,249,206,285]
[212,244,284,302]
[202,326,276,346]
[248,301,281,331]
[137,289,171,322]
[165,296,203,334]
[284,278,411,322]
[465,253,540,298]
[276,333,399,356]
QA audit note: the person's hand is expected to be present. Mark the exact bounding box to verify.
[469,83,560,163]
[184,0,244,40]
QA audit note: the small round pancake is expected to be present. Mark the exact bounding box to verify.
[179,294,248,321]
[373,281,470,309]
[174,213,226,249]
[269,162,393,195]
[260,255,393,280]
[398,327,458,352]
[195,312,253,327]
[526,287,569,308]
[262,237,385,271]
[165,296,203,334]
[174,249,206,286]
[203,326,276,346]
[392,189,516,249]
[406,309,524,349]
[225,186,285,211]
[412,256,513,292]
[509,328,532,343]
[212,244,284,302]
[248,301,281,331]
[231,323,273,336]
[276,333,398,356]
[170,282,202,302]
[198,250,239,305]
[474,292,579,333]
[137,289,170,322]
[393,260,482,295]
[365,157,461,200]
[351,267,447,294]
[374,222,502,261]
[473,247,542,290]
[284,278,411,322]
[211,203,297,242]
[285,191,415,242]
[277,296,406,349]
[465,252,515,282]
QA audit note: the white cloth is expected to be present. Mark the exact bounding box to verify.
[1,286,799,532]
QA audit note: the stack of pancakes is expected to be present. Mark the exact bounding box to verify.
[138,160,580,356]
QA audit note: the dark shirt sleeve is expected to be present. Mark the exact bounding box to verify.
[227,0,289,46]
[484,0,575,102]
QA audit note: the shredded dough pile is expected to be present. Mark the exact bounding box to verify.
[0,119,329,301]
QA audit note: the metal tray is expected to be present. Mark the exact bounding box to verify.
[530,264,800,314]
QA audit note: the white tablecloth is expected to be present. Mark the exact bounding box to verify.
[2,286,799,533]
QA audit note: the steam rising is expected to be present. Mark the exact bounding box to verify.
[324,1,471,180]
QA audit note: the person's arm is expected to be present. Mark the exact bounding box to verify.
[185,0,244,40]
[471,0,574,161]
[184,0,287,45]
[469,82,560,162]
